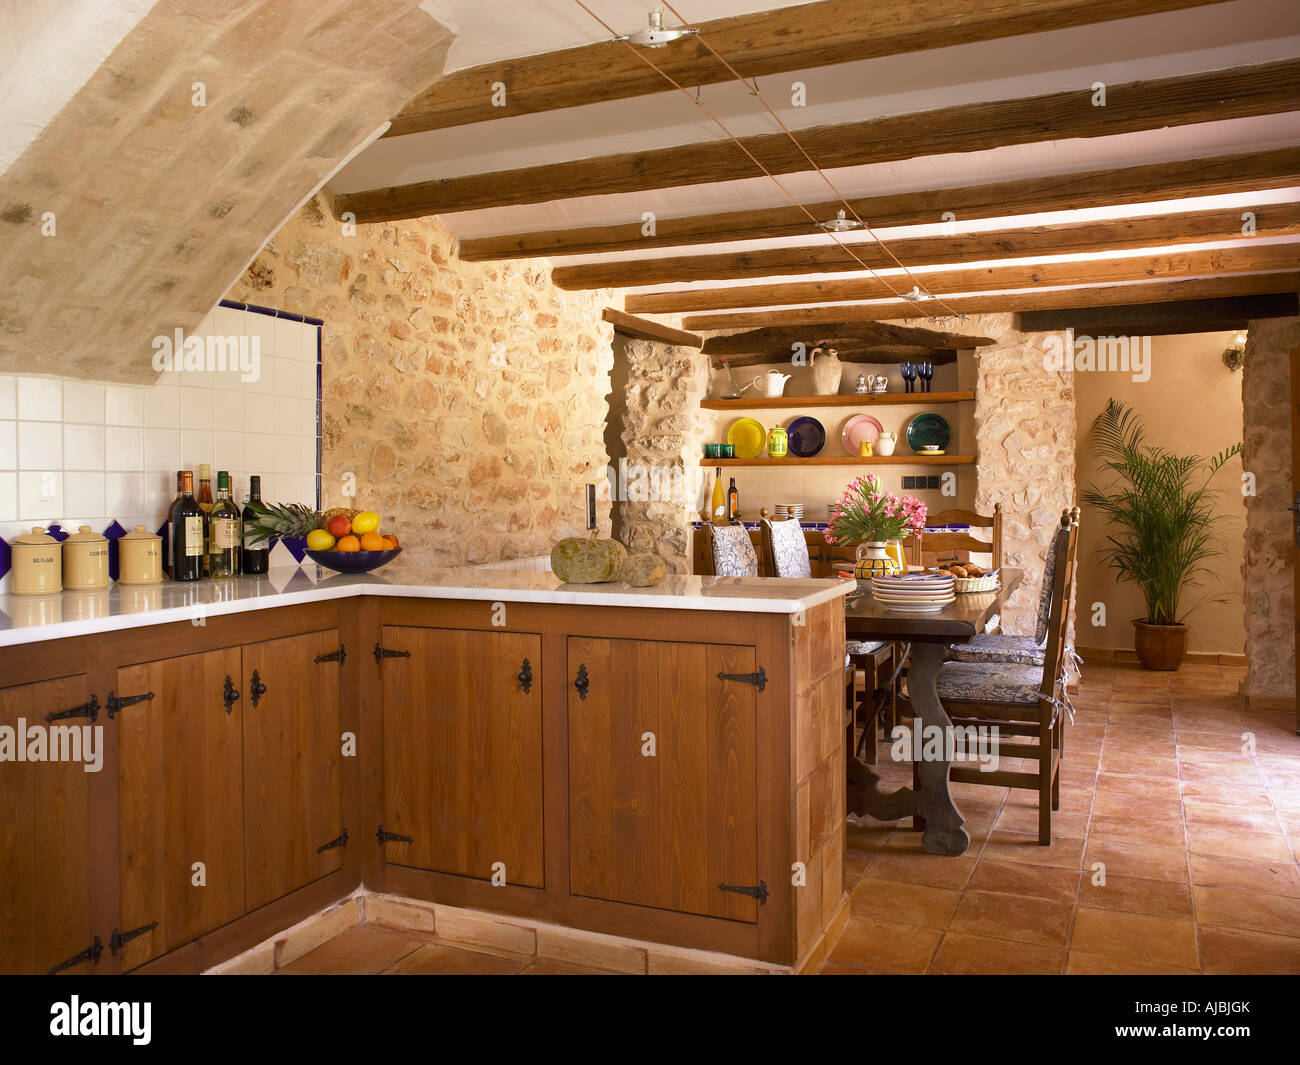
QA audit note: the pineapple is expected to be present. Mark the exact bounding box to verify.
[320,506,358,525]
[243,501,324,545]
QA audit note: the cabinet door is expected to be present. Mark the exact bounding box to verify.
[242,630,344,910]
[568,638,759,922]
[117,649,244,969]
[0,676,95,974]
[380,626,543,887]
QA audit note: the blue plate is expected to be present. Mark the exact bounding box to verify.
[306,547,401,573]
[787,416,826,457]
[906,413,951,452]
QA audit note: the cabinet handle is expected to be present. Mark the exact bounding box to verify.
[48,936,103,975]
[518,658,533,694]
[249,670,267,708]
[222,675,240,714]
[574,663,589,700]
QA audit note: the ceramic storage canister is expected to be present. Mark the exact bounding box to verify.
[117,525,164,584]
[10,527,63,595]
[63,525,111,590]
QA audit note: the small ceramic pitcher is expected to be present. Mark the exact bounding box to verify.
[876,432,897,457]
[753,370,792,397]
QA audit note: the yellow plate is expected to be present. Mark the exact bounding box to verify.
[726,417,768,460]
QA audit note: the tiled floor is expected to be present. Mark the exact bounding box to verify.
[823,661,1300,974]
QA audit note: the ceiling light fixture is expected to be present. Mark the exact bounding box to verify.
[616,9,699,48]
[902,285,930,302]
[816,209,864,233]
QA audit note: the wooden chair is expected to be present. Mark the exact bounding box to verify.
[922,503,1003,570]
[930,508,1080,844]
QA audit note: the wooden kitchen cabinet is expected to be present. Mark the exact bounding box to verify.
[0,675,96,975]
[567,637,760,923]
[379,625,544,888]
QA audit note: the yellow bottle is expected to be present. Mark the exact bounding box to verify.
[711,466,727,521]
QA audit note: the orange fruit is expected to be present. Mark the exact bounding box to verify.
[360,531,386,552]
[381,535,397,550]
[335,534,361,552]
[386,533,400,548]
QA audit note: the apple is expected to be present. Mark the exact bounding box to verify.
[327,514,351,538]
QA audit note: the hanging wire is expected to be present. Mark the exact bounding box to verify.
[569,0,967,322]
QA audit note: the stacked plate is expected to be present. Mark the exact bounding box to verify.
[774,502,804,521]
[869,572,956,612]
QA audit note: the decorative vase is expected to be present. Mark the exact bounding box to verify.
[876,432,897,457]
[1133,621,1188,671]
[810,346,843,396]
[853,541,901,579]
[767,425,788,457]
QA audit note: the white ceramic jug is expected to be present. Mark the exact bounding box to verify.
[753,369,792,397]
[876,432,897,457]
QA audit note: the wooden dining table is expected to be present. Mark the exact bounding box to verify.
[844,568,1023,856]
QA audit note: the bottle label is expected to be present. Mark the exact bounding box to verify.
[183,516,203,556]
[213,517,240,549]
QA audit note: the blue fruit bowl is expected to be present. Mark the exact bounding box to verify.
[305,547,402,574]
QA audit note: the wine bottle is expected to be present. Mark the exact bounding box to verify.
[727,477,740,521]
[171,471,203,582]
[197,462,214,576]
[711,466,726,521]
[164,470,184,575]
[209,471,241,578]
[242,475,269,575]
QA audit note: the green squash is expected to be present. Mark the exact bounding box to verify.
[551,535,627,583]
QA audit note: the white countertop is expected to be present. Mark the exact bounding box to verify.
[0,560,853,648]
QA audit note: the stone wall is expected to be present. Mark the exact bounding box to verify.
[0,0,452,382]
[226,194,617,566]
[968,313,1077,636]
[1241,314,1298,700]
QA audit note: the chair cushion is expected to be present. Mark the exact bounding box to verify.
[947,634,1046,666]
[766,519,811,579]
[936,661,1044,705]
[1034,525,1068,645]
[709,523,759,577]
[846,639,888,656]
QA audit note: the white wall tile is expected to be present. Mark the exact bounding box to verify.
[274,435,298,473]
[274,396,300,435]
[300,360,317,400]
[0,421,14,470]
[246,355,275,395]
[0,376,15,419]
[105,426,143,471]
[245,393,275,431]
[299,398,316,438]
[18,421,61,470]
[143,471,173,517]
[180,429,212,471]
[65,471,105,517]
[0,471,15,521]
[144,386,180,428]
[144,428,179,471]
[180,388,213,431]
[63,424,105,470]
[248,310,276,354]
[300,437,317,474]
[212,388,244,429]
[213,305,246,340]
[17,377,61,420]
[18,470,62,520]
[105,385,144,426]
[105,472,144,515]
[63,380,104,423]
[212,429,244,472]
[274,318,302,362]
[245,433,274,476]
[274,356,300,397]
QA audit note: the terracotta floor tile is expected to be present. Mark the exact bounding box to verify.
[1177,761,1263,786]
[1092,792,1183,821]
[1198,925,1300,974]
[1189,852,1300,897]
[1093,773,1183,802]
[982,829,1087,870]
[967,859,1081,903]
[1185,824,1294,863]
[929,932,1066,974]
[1077,873,1194,918]
[387,941,528,974]
[1088,815,1187,850]
[826,916,942,975]
[1066,951,1199,975]
[1084,840,1189,883]
[278,924,428,975]
[858,851,977,891]
[1099,751,1179,778]
[1193,886,1300,937]
[850,876,961,929]
[1179,780,1272,807]
[1070,908,1199,970]
[995,804,1089,838]
[948,890,1073,946]
[1182,799,1282,833]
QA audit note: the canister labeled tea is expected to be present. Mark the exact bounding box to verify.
[117,525,163,584]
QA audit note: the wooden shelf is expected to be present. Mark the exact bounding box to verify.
[701,390,973,410]
[699,455,975,467]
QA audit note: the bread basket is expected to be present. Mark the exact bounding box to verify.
[934,560,1000,593]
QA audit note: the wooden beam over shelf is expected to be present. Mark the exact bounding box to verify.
[708,348,959,371]
[385,0,1230,135]
[626,243,1300,314]
[460,146,1300,260]
[552,202,1300,289]
[680,271,1300,329]
[602,307,702,348]
[701,322,994,356]
[1017,292,1300,334]
[339,59,1300,220]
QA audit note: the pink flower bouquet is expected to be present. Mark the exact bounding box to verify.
[825,474,927,545]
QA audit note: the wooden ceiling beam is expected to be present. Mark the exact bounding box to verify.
[700,323,995,356]
[337,58,1300,221]
[458,146,1300,261]
[387,0,1231,135]
[625,243,1300,314]
[552,202,1300,289]
[1017,292,1300,334]
[602,307,702,348]
[679,271,1300,328]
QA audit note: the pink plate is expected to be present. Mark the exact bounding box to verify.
[841,414,884,455]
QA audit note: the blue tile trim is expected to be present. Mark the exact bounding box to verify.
[0,538,10,581]
[103,520,127,581]
[218,298,323,327]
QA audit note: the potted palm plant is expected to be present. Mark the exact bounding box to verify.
[1082,399,1242,671]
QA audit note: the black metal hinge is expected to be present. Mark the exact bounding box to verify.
[719,880,769,905]
[106,691,153,718]
[373,643,410,664]
[249,670,267,708]
[717,666,768,692]
[48,936,103,975]
[376,825,413,845]
[574,663,589,700]
[222,675,239,713]
[45,694,99,724]
[518,658,533,694]
[317,828,349,853]
[109,921,157,955]
[315,645,346,665]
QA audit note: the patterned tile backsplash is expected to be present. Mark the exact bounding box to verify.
[0,301,322,590]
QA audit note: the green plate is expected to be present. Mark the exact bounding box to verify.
[906,413,951,453]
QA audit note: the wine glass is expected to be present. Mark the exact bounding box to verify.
[919,361,934,393]
[900,362,916,394]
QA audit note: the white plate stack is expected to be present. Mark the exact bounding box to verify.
[869,572,956,612]
[774,502,804,522]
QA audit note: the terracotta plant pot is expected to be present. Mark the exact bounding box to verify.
[1133,621,1189,671]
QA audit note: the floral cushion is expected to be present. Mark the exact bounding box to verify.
[847,639,888,656]
[766,519,812,579]
[936,661,1044,705]
[1034,525,1068,645]
[709,523,759,577]
[947,634,1046,666]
